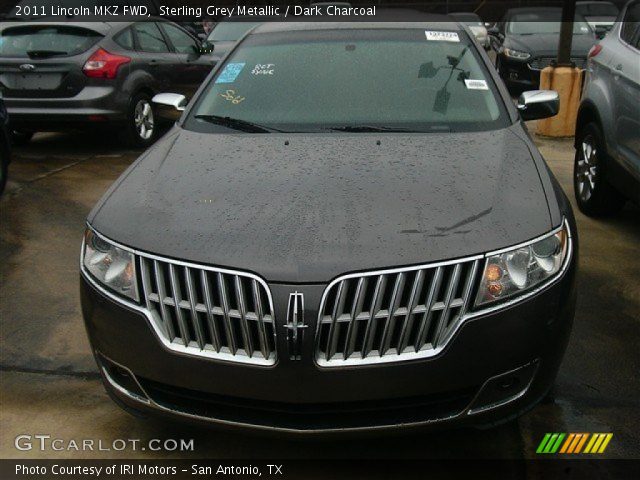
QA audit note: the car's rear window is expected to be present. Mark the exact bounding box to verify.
[186,29,508,133]
[0,25,103,58]
[208,22,261,42]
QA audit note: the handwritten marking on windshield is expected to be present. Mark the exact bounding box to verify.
[251,64,275,75]
[219,89,246,104]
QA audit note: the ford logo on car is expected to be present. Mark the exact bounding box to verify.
[19,64,36,71]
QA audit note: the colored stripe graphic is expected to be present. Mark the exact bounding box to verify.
[559,433,575,453]
[597,433,613,453]
[585,433,614,454]
[536,433,565,453]
[550,433,565,453]
[584,434,598,453]
[537,433,612,454]
[536,433,552,453]
[574,433,589,453]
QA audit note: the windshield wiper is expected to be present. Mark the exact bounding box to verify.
[194,114,281,133]
[326,125,416,133]
[27,50,68,59]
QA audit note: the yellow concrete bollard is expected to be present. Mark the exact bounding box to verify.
[536,66,584,137]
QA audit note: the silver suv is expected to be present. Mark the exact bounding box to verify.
[575,0,639,216]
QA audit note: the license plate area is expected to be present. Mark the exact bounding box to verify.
[2,73,63,90]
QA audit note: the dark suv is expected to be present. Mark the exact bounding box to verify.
[0,21,215,146]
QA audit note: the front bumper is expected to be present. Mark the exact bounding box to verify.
[80,244,577,433]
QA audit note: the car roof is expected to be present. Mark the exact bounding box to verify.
[251,18,463,36]
[0,18,182,35]
[0,21,114,34]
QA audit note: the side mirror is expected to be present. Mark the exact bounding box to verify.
[595,26,607,39]
[201,40,214,54]
[152,93,187,112]
[186,44,202,61]
[517,90,560,121]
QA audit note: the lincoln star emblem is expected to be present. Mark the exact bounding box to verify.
[19,64,36,71]
[285,292,307,360]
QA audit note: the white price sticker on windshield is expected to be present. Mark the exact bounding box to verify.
[425,31,460,42]
[465,79,489,90]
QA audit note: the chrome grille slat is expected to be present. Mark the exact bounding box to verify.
[397,269,424,354]
[185,267,206,350]
[343,277,366,360]
[361,275,386,358]
[326,282,347,361]
[252,279,269,360]
[316,258,481,366]
[139,255,275,365]
[415,266,444,352]
[217,272,237,355]
[234,276,253,358]
[379,272,405,356]
[152,260,175,341]
[432,263,462,347]
[168,263,190,347]
[201,270,222,352]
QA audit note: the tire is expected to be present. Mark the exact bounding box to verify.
[122,93,157,148]
[10,130,34,146]
[573,122,625,217]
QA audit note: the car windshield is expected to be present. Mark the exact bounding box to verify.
[0,25,103,57]
[508,13,593,35]
[207,22,262,42]
[186,29,507,134]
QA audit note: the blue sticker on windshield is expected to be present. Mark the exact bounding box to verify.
[215,63,246,84]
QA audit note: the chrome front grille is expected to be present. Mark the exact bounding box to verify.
[529,56,587,70]
[316,258,481,366]
[139,255,276,365]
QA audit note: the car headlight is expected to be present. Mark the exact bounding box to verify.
[475,223,570,307]
[82,228,139,301]
[503,48,531,60]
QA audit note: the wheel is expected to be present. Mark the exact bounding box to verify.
[10,130,34,146]
[123,93,156,148]
[573,122,625,217]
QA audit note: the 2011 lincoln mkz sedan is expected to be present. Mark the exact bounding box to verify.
[80,21,578,433]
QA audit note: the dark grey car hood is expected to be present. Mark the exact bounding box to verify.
[505,33,595,56]
[90,127,553,283]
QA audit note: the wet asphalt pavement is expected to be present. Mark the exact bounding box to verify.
[0,127,638,464]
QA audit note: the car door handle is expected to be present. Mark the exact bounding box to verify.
[614,64,623,71]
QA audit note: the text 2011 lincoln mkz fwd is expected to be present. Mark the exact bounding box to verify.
[80,21,577,432]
